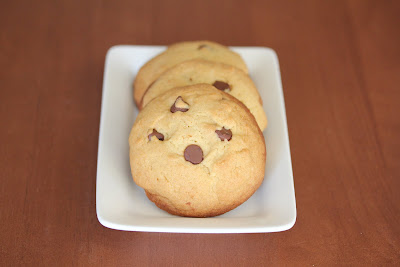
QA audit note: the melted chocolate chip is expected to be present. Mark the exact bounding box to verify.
[212,81,231,91]
[170,96,189,113]
[184,145,203,164]
[215,127,232,141]
[148,129,164,141]
[198,44,208,50]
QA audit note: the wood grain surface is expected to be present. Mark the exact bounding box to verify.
[1,0,399,265]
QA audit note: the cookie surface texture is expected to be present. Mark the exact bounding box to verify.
[133,41,248,106]
[129,84,266,217]
[140,59,268,131]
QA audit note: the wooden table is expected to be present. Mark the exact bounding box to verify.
[1,0,399,265]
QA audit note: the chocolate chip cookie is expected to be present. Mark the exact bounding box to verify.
[133,41,248,107]
[140,59,268,131]
[129,84,266,217]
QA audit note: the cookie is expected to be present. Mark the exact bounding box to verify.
[129,84,266,217]
[140,59,268,131]
[133,41,248,107]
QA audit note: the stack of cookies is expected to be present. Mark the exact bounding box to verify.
[129,41,267,217]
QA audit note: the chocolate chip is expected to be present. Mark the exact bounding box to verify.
[170,96,189,113]
[148,129,164,141]
[212,81,231,91]
[215,127,232,141]
[184,145,203,164]
[198,44,208,50]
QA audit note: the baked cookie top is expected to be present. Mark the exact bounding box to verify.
[129,84,266,217]
[140,59,268,131]
[133,41,248,106]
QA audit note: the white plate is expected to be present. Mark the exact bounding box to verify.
[96,45,296,233]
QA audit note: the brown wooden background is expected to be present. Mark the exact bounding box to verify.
[1,0,399,265]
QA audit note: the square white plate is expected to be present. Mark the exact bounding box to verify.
[96,45,296,233]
